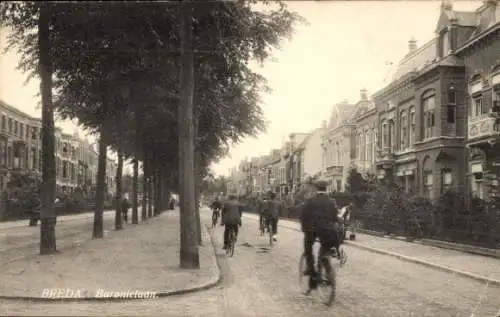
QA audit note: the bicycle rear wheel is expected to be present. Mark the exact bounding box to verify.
[268,222,273,247]
[317,255,336,306]
[227,230,235,257]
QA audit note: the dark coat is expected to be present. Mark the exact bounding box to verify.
[263,199,283,220]
[300,193,339,232]
[221,199,242,225]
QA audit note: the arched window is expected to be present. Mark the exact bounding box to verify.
[400,111,408,150]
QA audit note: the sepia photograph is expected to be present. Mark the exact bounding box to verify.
[0,0,499,316]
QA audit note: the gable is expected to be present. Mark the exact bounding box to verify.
[435,11,450,33]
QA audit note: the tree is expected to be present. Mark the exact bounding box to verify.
[178,0,199,268]
[38,2,58,254]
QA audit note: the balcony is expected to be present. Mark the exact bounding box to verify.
[325,166,343,177]
[468,113,500,142]
[376,146,395,168]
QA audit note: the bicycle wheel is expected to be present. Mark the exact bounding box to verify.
[317,255,336,306]
[228,230,235,257]
[339,248,347,266]
[268,222,273,247]
[298,254,310,294]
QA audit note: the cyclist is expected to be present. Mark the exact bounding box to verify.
[300,179,341,289]
[264,191,283,242]
[258,194,269,233]
[211,197,223,225]
[221,194,243,250]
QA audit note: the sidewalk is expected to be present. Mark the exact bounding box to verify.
[244,213,500,286]
[0,210,115,230]
[0,210,220,300]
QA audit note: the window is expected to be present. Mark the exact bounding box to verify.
[423,96,436,139]
[31,148,37,170]
[441,169,453,193]
[336,180,342,192]
[19,124,24,139]
[446,106,456,124]
[471,173,484,199]
[473,96,483,117]
[14,121,18,135]
[448,89,456,104]
[441,31,450,57]
[424,171,434,199]
[32,127,37,140]
[382,121,390,148]
[400,111,408,150]
[409,108,415,146]
[8,118,12,133]
[1,116,5,130]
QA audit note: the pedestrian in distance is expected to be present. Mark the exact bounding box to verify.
[221,194,243,250]
[122,196,130,224]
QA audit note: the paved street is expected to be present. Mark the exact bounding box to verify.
[1,209,499,316]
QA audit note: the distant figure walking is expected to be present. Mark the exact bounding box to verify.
[122,197,130,223]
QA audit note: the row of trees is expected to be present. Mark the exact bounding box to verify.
[0,1,303,267]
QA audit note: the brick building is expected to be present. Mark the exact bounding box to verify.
[0,99,117,199]
[454,0,499,199]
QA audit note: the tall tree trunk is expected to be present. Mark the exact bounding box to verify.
[39,2,57,255]
[93,132,107,239]
[155,169,161,215]
[194,144,202,245]
[179,0,199,269]
[141,161,147,221]
[132,158,139,224]
[114,151,123,230]
[147,168,153,218]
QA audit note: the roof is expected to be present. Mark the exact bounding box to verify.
[327,101,356,130]
[392,38,438,81]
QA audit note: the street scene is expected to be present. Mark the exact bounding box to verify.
[0,0,499,316]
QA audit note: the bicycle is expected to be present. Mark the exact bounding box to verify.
[267,217,274,247]
[226,226,237,257]
[298,237,347,306]
[259,215,266,236]
[211,209,219,228]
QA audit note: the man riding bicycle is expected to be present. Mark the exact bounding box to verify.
[221,194,242,250]
[300,180,341,289]
[211,198,223,224]
[263,191,283,242]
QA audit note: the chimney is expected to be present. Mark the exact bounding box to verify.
[441,0,453,12]
[483,0,498,6]
[360,88,368,101]
[408,37,417,52]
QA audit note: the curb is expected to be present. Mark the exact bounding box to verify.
[0,224,222,302]
[241,214,500,288]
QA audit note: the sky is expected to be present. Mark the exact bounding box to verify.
[0,1,480,177]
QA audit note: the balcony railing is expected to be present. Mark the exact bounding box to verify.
[468,114,500,141]
[376,146,395,164]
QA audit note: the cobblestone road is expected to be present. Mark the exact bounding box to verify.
[1,210,499,316]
